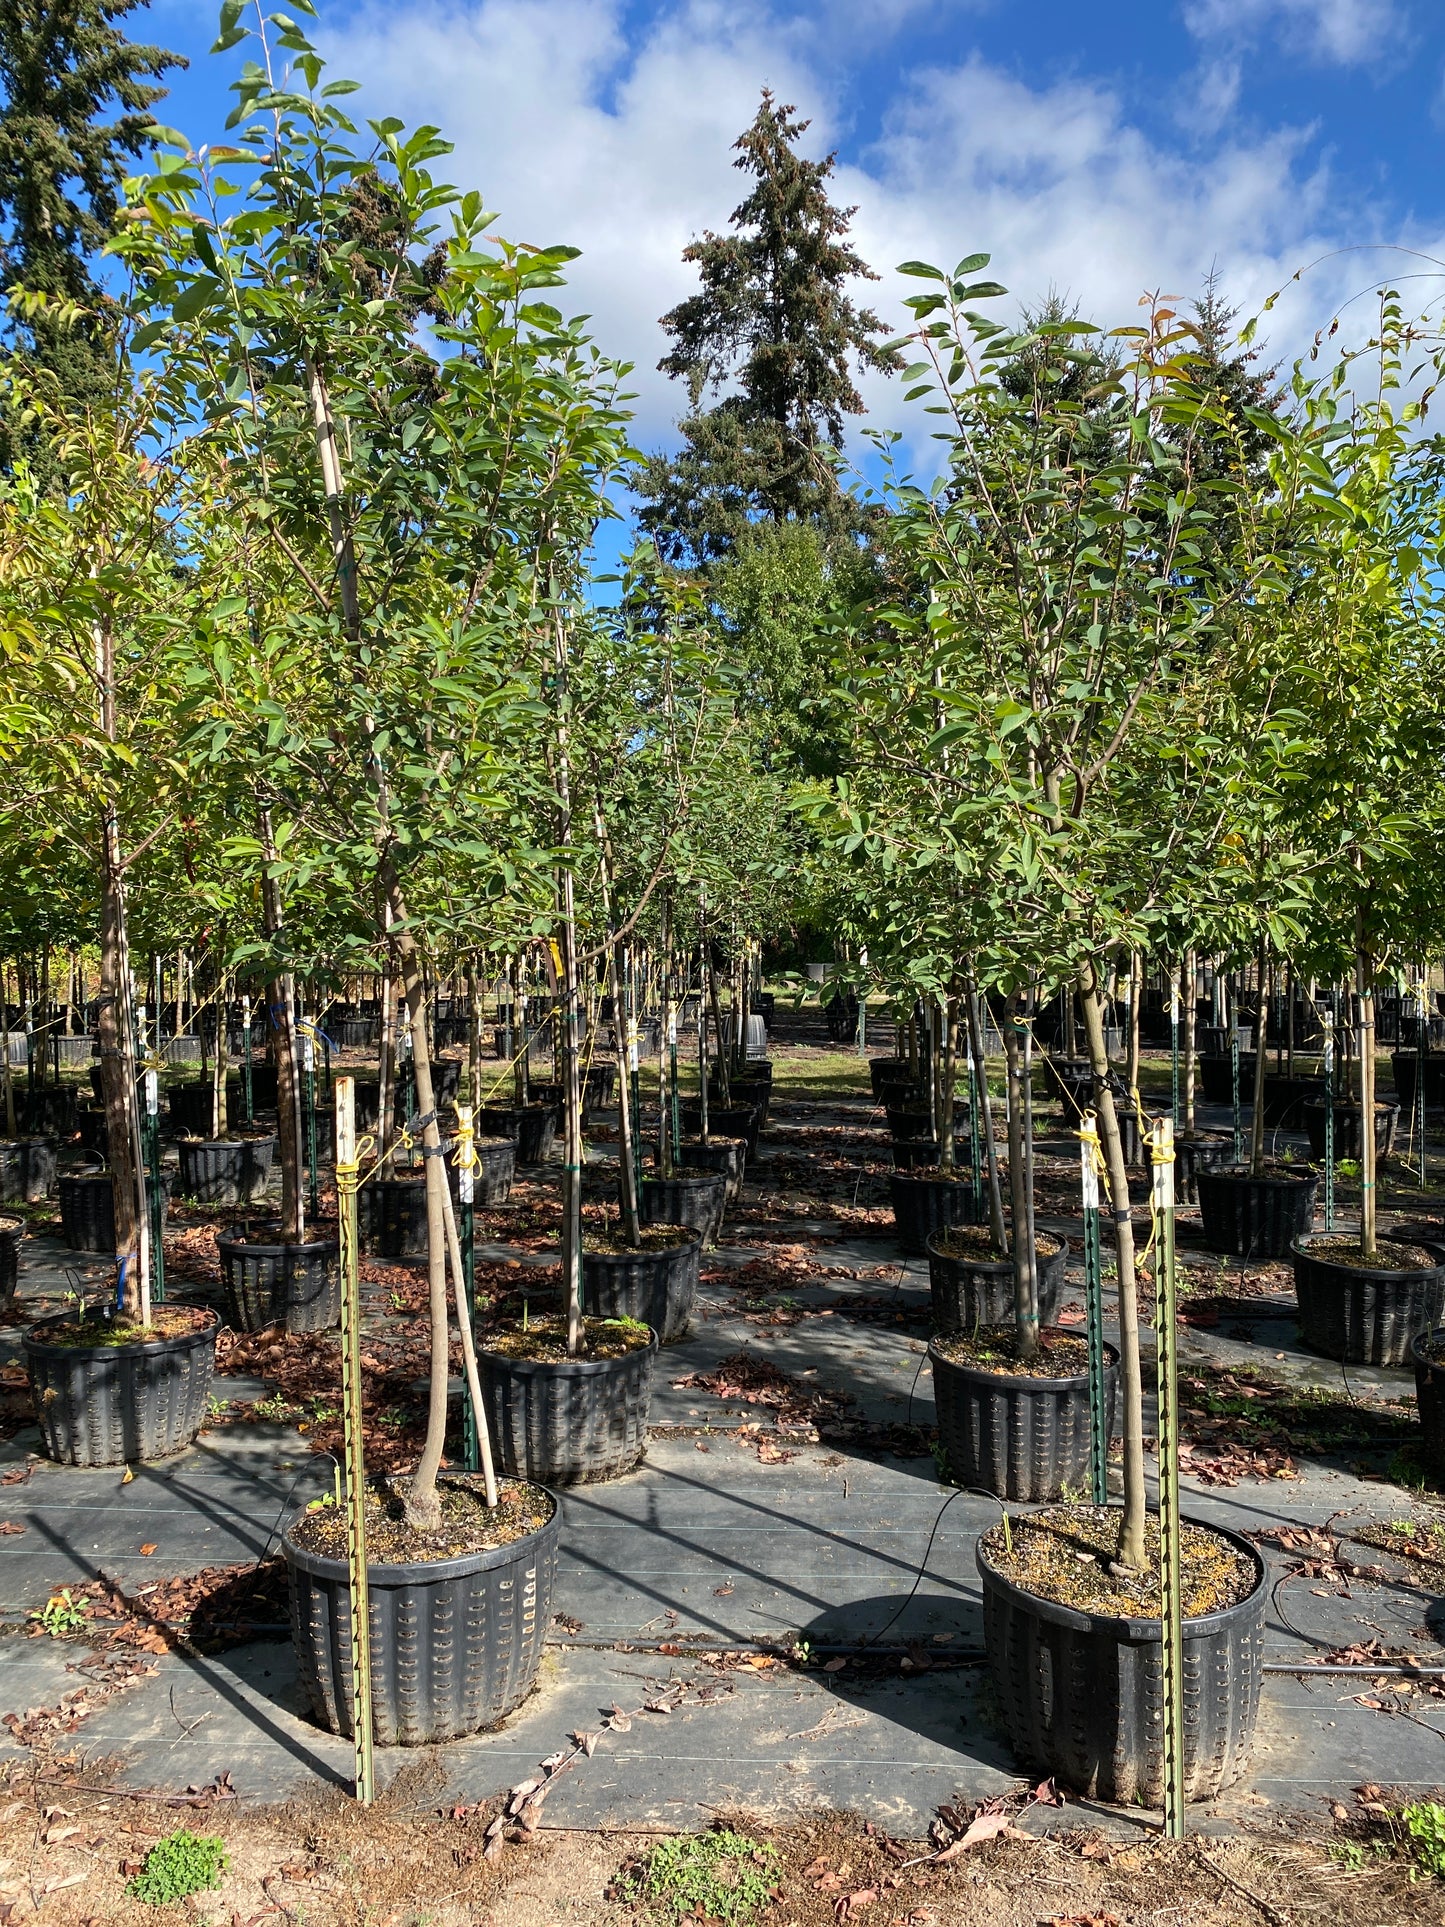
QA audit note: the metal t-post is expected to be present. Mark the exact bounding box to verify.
[456,1104,479,1474]
[1333,1002,1340,1225]
[668,1007,681,1168]
[1079,1112,1108,1507]
[1152,1115,1184,1841]
[969,1050,984,1226]
[334,1077,374,1806]
[142,1040,165,1306]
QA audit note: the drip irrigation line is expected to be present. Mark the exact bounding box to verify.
[862,1486,1003,1649]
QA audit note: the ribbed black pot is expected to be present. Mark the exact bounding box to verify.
[0,1214,21,1308]
[709,1075,772,1126]
[674,1136,746,1203]
[869,1056,909,1099]
[245,1064,280,1110]
[1195,1165,1317,1260]
[0,1137,56,1204]
[931,1340,1116,1502]
[168,1081,218,1135]
[357,1175,455,1260]
[76,1107,107,1155]
[477,1331,657,1485]
[925,1233,1068,1334]
[17,1087,76,1134]
[1043,1058,1094,1108]
[1412,1327,1445,1469]
[216,1232,341,1334]
[176,1136,276,1206]
[892,1139,941,1171]
[1197,1054,1237,1107]
[331,1017,379,1050]
[582,1232,702,1342]
[1293,1231,1445,1367]
[639,1171,727,1247]
[468,1137,516,1206]
[475,1105,556,1164]
[977,1516,1267,1804]
[887,1104,937,1144]
[284,1481,560,1745]
[1302,1100,1399,1162]
[584,1064,617,1108]
[680,1101,760,1158]
[59,1171,174,1253]
[889,1170,981,1256]
[1174,1132,1234,1206]
[1392,1052,1445,1113]
[23,1306,218,1466]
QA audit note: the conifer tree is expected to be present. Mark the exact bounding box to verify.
[0,0,183,472]
[638,90,899,566]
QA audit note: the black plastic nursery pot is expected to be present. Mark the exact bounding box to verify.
[584,1063,617,1108]
[1197,1054,1237,1107]
[931,1337,1116,1502]
[176,1135,276,1206]
[0,1213,22,1310]
[476,1332,657,1486]
[475,1105,556,1165]
[0,1137,56,1204]
[891,1139,941,1171]
[1301,1099,1400,1162]
[22,1305,218,1466]
[59,1170,174,1254]
[582,1230,703,1343]
[889,1169,981,1256]
[639,1170,728,1248]
[1195,1163,1317,1261]
[468,1136,517,1206]
[284,1477,561,1745]
[167,1081,217,1136]
[17,1088,76,1135]
[1412,1326,1445,1469]
[1173,1132,1234,1206]
[887,1104,937,1144]
[977,1515,1267,1805]
[356,1172,459,1260]
[1292,1230,1445,1368]
[869,1056,910,1099]
[925,1231,1067,1334]
[1391,1052,1445,1114]
[679,1101,761,1159]
[673,1136,746,1203]
[216,1230,341,1335]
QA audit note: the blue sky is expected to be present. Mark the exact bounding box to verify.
[139,0,1445,458]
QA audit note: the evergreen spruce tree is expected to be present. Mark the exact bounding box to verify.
[637,90,900,567]
[0,0,184,474]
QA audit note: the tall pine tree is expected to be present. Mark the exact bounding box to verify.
[637,90,899,567]
[0,0,183,472]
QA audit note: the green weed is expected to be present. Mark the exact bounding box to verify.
[30,1588,88,1637]
[126,1830,229,1905]
[623,1829,779,1925]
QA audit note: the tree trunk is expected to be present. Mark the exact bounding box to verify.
[1249,941,1269,1179]
[100,807,148,1318]
[1357,914,1377,1260]
[1182,951,1197,1134]
[1078,957,1145,1572]
[708,950,730,1108]
[938,994,958,1173]
[259,808,305,1242]
[212,966,228,1138]
[612,942,641,1245]
[1002,992,1037,1356]
[466,960,483,1106]
[2,963,16,1137]
[1125,950,1142,1098]
[966,984,1006,1247]
[377,960,395,1160]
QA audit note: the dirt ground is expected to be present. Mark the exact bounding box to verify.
[0,1758,1437,1927]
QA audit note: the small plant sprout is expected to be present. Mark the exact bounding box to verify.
[624,1829,780,1924]
[125,1830,229,1905]
[30,1589,88,1637]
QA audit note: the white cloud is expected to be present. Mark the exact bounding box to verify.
[315,0,1413,467]
[1182,0,1402,66]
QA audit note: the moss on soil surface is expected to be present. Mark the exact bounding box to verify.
[31,1303,213,1349]
[932,1324,1088,1378]
[981,1504,1256,1618]
[484,1313,652,1363]
[932,1224,1061,1263]
[289,1474,553,1565]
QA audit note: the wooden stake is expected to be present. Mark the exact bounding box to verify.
[334,1076,374,1805]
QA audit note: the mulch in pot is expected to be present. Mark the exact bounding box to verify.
[582,1223,694,1257]
[33,1303,212,1349]
[932,1324,1087,1379]
[981,1504,1257,1618]
[483,1312,653,1365]
[930,1225,1063,1263]
[1302,1234,1438,1271]
[288,1473,554,1567]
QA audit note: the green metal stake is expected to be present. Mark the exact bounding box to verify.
[1333,1002,1340,1225]
[334,1077,375,1806]
[668,1008,681,1168]
[968,1051,984,1227]
[1079,1112,1108,1507]
[1170,975,1180,1129]
[456,1104,479,1474]
[242,993,254,1127]
[1230,1016,1242,1164]
[1152,1114,1185,1841]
